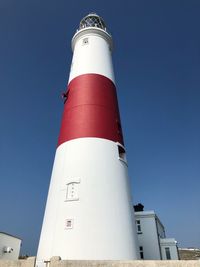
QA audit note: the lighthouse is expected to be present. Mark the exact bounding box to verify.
[37,13,138,263]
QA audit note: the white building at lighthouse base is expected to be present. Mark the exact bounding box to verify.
[134,207,179,260]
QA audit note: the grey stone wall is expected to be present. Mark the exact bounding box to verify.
[49,258,200,267]
[0,257,35,267]
[0,257,200,267]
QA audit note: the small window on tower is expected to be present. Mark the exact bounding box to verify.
[65,219,73,229]
[116,143,127,164]
[82,38,89,45]
[139,246,144,259]
[65,181,80,201]
[136,220,142,233]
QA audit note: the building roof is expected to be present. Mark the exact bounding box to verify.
[135,210,155,216]
[0,231,22,240]
[160,238,177,246]
[135,210,165,230]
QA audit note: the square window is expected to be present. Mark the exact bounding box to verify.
[65,219,73,229]
[83,38,89,45]
[117,143,127,163]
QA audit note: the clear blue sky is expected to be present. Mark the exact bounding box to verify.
[0,0,200,255]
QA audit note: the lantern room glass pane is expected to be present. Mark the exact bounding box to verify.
[79,13,106,31]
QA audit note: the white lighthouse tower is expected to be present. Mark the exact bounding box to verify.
[37,13,138,263]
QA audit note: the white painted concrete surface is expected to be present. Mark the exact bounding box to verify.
[37,138,138,261]
[160,238,179,260]
[135,211,179,260]
[38,14,138,263]
[0,232,21,260]
[69,28,114,83]
[135,211,162,260]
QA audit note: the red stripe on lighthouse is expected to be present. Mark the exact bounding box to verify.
[58,74,124,147]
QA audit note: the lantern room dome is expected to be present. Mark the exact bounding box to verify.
[79,13,107,31]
